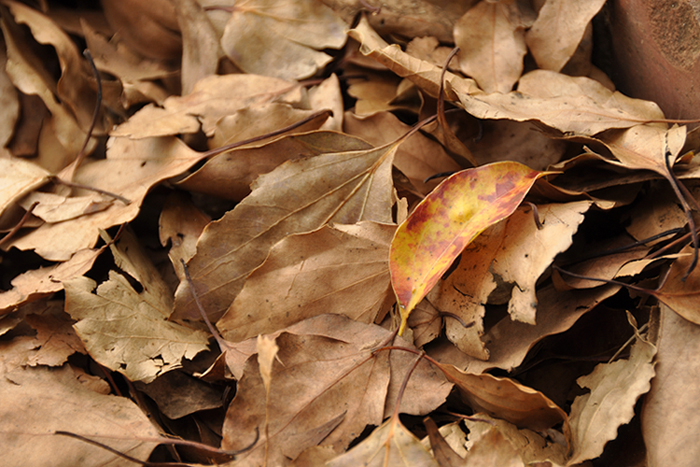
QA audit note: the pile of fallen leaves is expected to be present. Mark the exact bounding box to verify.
[1,0,699,465]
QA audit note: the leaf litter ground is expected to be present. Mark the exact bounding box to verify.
[0,1,699,466]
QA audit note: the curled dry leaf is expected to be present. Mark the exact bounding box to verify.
[437,363,569,433]
[652,244,700,325]
[431,284,620,374]
[220,0,348,81]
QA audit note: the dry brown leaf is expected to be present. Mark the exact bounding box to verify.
[324,0,474,43]
[652,244,700,325]
[158,192,211,281]
[173,131,406,322]
[134,370,223,420]
[176,0,222,95]
[24,310,86,367]
[178,130,371,201]
[438,364,569,432]
[217,222,395,343]
[407,299,443,348]
[464,414,567,466]
[221,314,451,465]
[111,74,304,139]
[208,103,329,148]
[424,418,465,467]
[220,0,347,81]
[327,416,439,467]
[9,136,208,261]
[466,119,567,170]
[308,74,344,132]
[347,71,422,117]
[568,336,656,465]
[64,231,209,383]
[526,0,607,72]
[344,111,462,195]
[2,0,102,132]
[454,0,527,93]
[463,427,525,467]
[0,156,49,220]
[430,284,619,374]
[0,365,160,466]
[458,70,666,136]
[0,248,102,314]
[426,202,591,358]
[18,191,111,223]
[642,303,700,467]
[0,44,19,147]
[348,16,481,101]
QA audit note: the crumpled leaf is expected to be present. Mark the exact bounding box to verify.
[0,365,160,466]
[0,156,49,219]
[423,418,466,467]
[174,129,409,322]
[568,336,656,465]
[218,222,396,343]
[390,161,551,333]
[220,0,347,81]
[64,230,209,383]
[454,0,528,93]
[642,303,700,467]
[327,416,438,467]
[221,314,452,466]
[526,0,607,72]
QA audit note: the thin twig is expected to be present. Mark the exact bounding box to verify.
[0,202,39,248]
[49,176,131,205]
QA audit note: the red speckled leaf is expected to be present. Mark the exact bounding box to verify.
[390,162,551,332]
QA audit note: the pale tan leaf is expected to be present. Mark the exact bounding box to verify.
[327,417,439,467]
[24,310,86,367]
[0,365,160,466]
[9,136,207,261]
[218,222,395,342]
[0,248,102,314]
[458,70,666,136]
[642,303,700,467]
[19,192,111,223]
[111,74,304,139]
[464,414,567,467]
[220,0,347,81]
[0,44,19,147]
[526,0,607,72]
[454,0,527,93]
[463,427,524,467]
[568,337,656,465]
[0,156,49,218]
[257,334,278,394]
[308,74,344,132]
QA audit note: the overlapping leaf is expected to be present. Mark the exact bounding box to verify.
[390,161,551,332]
